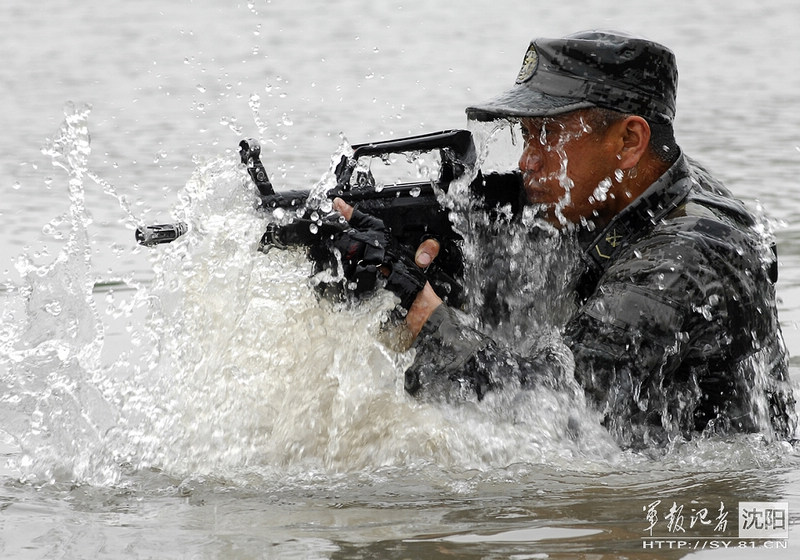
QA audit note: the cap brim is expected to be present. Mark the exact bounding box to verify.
[466,84,595,122]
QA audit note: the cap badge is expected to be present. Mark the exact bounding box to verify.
[516,44,539,84]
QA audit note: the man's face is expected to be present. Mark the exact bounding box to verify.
[518,110,620,227]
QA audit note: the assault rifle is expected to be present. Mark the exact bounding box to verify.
[136,129,523,307]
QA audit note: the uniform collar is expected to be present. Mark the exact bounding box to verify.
[577,153,693,287]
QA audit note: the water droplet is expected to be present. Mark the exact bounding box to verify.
[309,223,319,234]
[273,208,286,220]
[196,84,207,93]
[44,300,62,316]
[12,181,21,190]
[281,114,293,126]
[410,187,421,197]
[592,178,612,202]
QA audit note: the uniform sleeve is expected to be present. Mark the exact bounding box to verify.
[406,222,788,446]
[405,233,715,422]
[406,305,572,402]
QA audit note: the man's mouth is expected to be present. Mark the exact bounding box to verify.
[522,175,550,204]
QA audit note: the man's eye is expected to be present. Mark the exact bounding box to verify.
[541,122,565,142]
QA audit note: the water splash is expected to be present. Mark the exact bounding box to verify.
[4,108,793,490]
[302,133,354,214]
[1,103,119,484]
[248,92,269,140]
[0,108,620,487]
[446,122,583,350]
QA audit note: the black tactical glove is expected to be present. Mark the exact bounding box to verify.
[331,207,427,310]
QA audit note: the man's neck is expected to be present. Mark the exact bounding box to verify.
[600,155,671,227]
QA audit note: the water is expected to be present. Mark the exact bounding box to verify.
[2,0,800,558]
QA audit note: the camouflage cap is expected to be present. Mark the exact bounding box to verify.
[466,31,678,124]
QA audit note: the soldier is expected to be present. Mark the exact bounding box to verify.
[333,31,796,447]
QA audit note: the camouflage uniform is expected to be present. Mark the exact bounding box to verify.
[406,154,797,447]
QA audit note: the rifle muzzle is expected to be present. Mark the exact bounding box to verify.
[135,222,188,246]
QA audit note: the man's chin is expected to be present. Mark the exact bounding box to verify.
[522,203,569,231]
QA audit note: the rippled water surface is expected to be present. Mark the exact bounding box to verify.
[2,1,800,558]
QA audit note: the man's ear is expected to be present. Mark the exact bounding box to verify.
[617,116,651,170]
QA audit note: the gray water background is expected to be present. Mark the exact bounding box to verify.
[2,0,800,558]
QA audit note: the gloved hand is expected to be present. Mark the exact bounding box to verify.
[330,205,427,311]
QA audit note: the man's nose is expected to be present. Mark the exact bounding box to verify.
[519,142,542,173]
